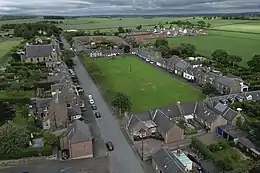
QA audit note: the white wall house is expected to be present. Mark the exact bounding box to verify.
[183,71,195,80]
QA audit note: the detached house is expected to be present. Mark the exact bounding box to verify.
[60,120,93,160]
[126,110,184,144]
[21,40,60,64]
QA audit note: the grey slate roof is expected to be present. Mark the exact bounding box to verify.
[51,83,66,93]
[67,105,82,117]
[175,60,190,70]
[25,44,53,58]
[213,103,238,122]
[177,102,198,116]
[195,102,219,122]
[36,98,53,108]
[160,105,181,119]
[215,76,241,87]
[152,148,185,173]
[152,110,175,135]
[218,124,246,138]
[238,137,256,149]
[67,120,92,144]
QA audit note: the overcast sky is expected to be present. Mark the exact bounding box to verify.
[0,0,259,15]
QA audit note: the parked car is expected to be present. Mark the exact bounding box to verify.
[95,112,101,118]
[89,99,95,105]
[71,115,84,121]
[81,107,87,112]
[106,141,114,151]
[88,94,93,100]
[91,104,97,110]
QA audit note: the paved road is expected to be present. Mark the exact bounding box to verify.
[0,157,109,173]
[60,35,145,173]
[73,55,145,173]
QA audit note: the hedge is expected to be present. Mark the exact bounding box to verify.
[191,138,215,160]
[0,145,53,160]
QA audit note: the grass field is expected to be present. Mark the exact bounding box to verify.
[0,38,23,65]
[150,30,260,66]
[87,57,204,113]
[212,22,260,33]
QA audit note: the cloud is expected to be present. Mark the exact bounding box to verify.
[0,0,259,15]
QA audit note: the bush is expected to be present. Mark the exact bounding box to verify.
[191,138,215,160]
[19,147,42,158]
[42,145,53,156]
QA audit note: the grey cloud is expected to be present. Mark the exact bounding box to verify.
[0,0,259,15]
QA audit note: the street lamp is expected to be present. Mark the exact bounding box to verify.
[139,128,146,161]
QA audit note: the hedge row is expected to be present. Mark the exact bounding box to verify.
[0,145,53,160]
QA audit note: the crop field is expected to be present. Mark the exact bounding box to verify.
[86,57,204,113]
[0,38,23,65]
[149,30,260,66]
[211,22,260,33]
[60,17,173,30]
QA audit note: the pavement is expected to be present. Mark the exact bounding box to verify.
[60,35,146,173]
[0,156,109,173]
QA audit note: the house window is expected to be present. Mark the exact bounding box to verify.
[36,58,39,62]
[67,104,71,108]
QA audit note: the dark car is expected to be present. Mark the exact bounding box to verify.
[106,141,114,151]
[91,104,97,110]
[95,112,101,118]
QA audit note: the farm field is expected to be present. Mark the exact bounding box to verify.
[0,38,23,65]
[211,22,260,33]
[85,57,204,113]
[149,30,260,66]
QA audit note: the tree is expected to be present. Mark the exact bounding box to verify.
[180,43,196,57]
[118,27,125,33]
[123,45,130,53]
[111,92,132,117]
[211,49,230,65]
[136,25,142,30]
[230,55,242,65]
[158,45,170,58]
[202,83,218,95]
[0,121,30,159]
[154,38,168,48]
[197,20,206,28]
[153,25,157,29]
[43,132,58,146]
[206,22,211,29]
[248,54,260,72]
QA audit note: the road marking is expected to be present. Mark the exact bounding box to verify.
[60,167,72,172]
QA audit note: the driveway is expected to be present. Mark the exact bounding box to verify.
[73,55,145,173]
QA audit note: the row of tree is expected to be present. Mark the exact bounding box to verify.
[13,21,62,39]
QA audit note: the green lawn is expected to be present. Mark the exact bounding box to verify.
[150,30,260,66]
[88,57,204,113]
[0,38,23,65]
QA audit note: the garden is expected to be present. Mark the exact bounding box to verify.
[191,138,252,172]
[81,54,204,113]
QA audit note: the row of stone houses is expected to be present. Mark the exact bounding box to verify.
[27,50,93,160]
[134,49,249,95]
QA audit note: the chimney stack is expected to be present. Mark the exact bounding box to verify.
[177,149,181,156]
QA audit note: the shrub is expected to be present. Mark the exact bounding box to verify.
[42,145,53,156]
[191,138,215,160]
[19,147,42,158]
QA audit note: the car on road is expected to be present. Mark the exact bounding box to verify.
[95,112,101,118]
[81,107,87,112]
[89,99,95,105]
[71,115,84,121]
[106,141,114,151]
[88,94,93,100]
[91,104,97,110]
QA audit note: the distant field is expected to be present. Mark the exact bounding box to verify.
[149,30,260,66]
[60,17,173,30]
[85,57,204,113]
[0,38,23,65]
[211,22,260,33]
